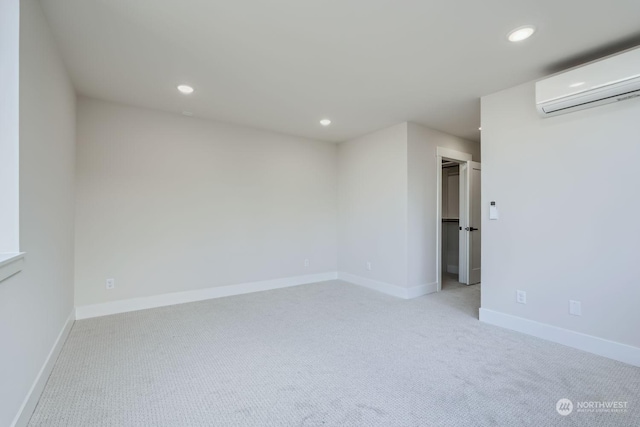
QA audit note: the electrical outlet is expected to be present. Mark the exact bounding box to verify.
[106,278,115,290]
[569,300,582,316]
[366,261,372,271]
[516,290,527,304]
[304,258,310,267]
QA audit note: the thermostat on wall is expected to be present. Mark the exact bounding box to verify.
[490,201,499,220]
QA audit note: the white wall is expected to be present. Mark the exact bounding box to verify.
[407,123,479,288]
[337,123,409,287]
[75,98,338,306]
[481,82,640,349]
[337,122,478,291]
[0,0,76,425]
[0,0,20,252]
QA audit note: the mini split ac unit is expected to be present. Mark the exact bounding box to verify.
[536,46,640,117]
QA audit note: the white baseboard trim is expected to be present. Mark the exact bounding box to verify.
[406,281,438,299]
[76,272,338,320]
[337,272,437,299]
[446,265,459,275]
[479,308,640,367]
[12,310,75,427]
[0,253,25,283]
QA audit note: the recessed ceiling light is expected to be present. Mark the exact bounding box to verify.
[507,25,536,42]
[569,82,585,88]
[177,85,194,94]
[320,119,331,126]
[478,127,482,131]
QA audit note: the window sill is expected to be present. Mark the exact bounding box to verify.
[0,252,25,283]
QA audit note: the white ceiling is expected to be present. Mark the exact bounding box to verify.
[40,0,640,143]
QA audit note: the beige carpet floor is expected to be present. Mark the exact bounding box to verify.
[29,280,639,426]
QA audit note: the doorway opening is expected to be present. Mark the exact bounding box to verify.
[441,160,463,290]
[436,147,481,292]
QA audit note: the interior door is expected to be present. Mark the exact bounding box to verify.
[466,161,481,284]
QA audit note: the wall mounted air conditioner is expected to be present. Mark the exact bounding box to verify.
[536,46,640,117]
